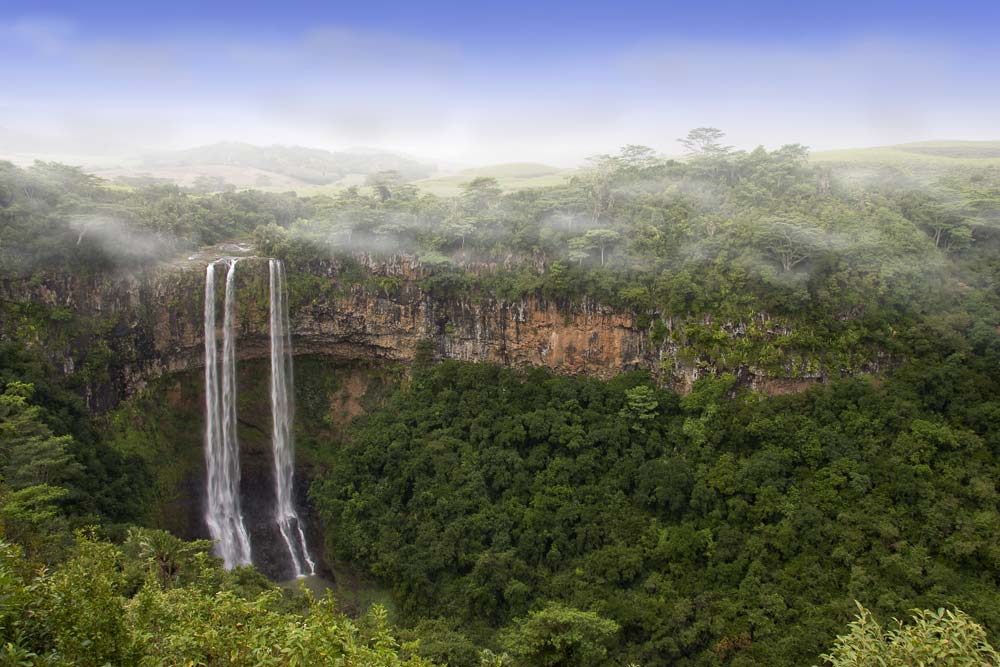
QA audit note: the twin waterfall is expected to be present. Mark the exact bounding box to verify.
[203,258,314,576]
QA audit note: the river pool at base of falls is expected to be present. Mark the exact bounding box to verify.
[279,574,336,597]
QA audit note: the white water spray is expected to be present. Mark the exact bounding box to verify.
[269,259,315,577]
[204,259,252,569]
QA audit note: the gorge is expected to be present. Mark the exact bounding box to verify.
[0,250,887,580]
[3,133,999,665]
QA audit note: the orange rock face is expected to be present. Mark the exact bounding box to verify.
[1,254,848,412]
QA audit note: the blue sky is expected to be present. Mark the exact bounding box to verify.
[1,1,998,164]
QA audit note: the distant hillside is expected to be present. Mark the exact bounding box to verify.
[138,142,436,186]
[414,162,573,196]
[814,140,1000,166]
[457,162,566,178]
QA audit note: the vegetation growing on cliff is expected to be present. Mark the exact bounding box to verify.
[0,344,150,559]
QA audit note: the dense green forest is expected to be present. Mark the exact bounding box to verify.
[311,351,1000,665]
[3,131,1000,664]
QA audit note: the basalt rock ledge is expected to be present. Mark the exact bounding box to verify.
[1,251,875,412]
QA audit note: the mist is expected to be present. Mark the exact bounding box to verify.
[67,214,175,264]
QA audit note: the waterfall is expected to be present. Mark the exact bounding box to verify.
[269,259,315,577]
[202,257,313,576]
[203,259,252,569]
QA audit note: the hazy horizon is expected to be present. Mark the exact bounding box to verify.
[2,0,999,166]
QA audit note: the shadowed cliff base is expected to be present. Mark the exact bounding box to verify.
[98,355,399,580]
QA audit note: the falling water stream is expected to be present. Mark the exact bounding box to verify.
[203,259,252,569]
[268,258,315,577]
[203,257,315,576]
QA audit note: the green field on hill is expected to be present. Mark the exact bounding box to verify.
[814,140,1000,166]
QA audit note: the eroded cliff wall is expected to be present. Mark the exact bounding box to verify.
[0,252,855,412]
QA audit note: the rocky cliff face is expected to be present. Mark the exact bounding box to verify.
[3,252,880,578]
[1,251,848,412]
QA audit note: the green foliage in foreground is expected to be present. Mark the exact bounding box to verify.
[0,533,436,667]
[819,603,1000,666]
[2,527,993,667]
[311,350,1000,667]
